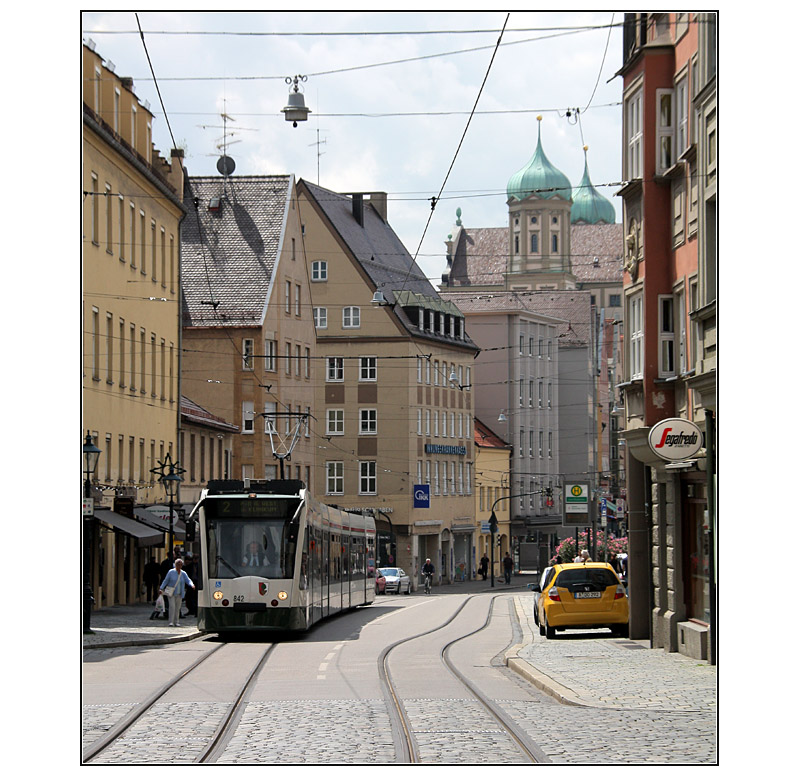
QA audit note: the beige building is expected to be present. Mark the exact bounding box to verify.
[180,175,317,490]
[82,42,186,607]
[297,182,480,587]
[474,418,512,580]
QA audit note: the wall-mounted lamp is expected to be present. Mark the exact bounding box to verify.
[282,75,311,127]
[498,410,508,423]
[371,290,388,306]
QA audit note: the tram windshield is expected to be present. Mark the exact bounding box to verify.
[203,497,301,580]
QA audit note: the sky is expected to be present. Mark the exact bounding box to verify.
[81,10,624,286]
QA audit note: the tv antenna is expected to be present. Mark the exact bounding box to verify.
[308,128,327,185]
[198,107,258,178]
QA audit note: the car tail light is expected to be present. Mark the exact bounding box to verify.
[548,587,561,602]
[614,585,626,600]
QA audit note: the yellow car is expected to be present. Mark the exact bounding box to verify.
[531,562,629,639]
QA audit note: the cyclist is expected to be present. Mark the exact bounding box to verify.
[422,558,435,594]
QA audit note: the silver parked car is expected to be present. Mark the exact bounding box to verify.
[379,567,411,595]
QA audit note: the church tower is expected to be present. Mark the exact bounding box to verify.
[505,116,576,291]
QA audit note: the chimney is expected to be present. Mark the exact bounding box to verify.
[352,193,364,227]
[368,192,387,221]
[168,148,185,199]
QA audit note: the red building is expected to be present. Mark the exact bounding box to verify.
[617,13,716,662]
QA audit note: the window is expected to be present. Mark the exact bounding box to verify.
[304,348,310,379]
[359,461,377,495]
[676,76,688,157]
[655,88,676,175]
[311,261,327,281]
[629,294,644,379]
[677,290,687,374]
[295,284,301,316]
[105,184,113,253]
[551,233,558,252]
[264,401,277,433]
[625,88,643,179]
[531,233,539,253]
[326,409,344,435]
[118,196,125,261]
[264,339,277,371]
[425,409,431,436]
[242,338,254,370]
[359,356,377,381]
[326,462,344,495]
[609,294,621,307]
[360,408,377,435]
[285,343,292,375]
[242,401,254,434]
[90,173,99,244]
[285,281,291,313]
[659,295,676,376]
[327,357,344,382]
[343,306,360,328]
[313,307,327,329]
[417,409,422,436]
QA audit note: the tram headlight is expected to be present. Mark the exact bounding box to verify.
[213,591,224,601]
[277,591,288,601]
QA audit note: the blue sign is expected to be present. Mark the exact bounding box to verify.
[413,484,430,509]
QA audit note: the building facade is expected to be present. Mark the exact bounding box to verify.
[617,12,716,661]
[82,42,186,608]
[440,118,624,567]
[180,175,317,491]
[474,417,512,579]
[297,182,480,587]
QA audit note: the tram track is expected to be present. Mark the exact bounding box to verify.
[82,641,276,764]
[379,593,545,764]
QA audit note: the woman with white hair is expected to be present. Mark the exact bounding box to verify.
[574,549,592,564]
[159,558,196,627]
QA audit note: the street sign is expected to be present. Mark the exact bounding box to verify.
[82,498,94,516]
[563,482,590,527]
[481,521,491,533]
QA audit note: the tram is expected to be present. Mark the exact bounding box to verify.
[187,478,376,633]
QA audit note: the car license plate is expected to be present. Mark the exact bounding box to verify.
[574,591,601,598]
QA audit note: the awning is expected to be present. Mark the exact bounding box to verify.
[134,508,185,539]
[95,509,164,547]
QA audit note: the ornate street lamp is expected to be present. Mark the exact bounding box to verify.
[151,453,185,559]
[83,433,101,634]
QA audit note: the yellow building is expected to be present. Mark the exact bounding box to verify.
[180,175,316,490]
[82,43,187,608]
[474,417,512,581]
[297,182,480,587]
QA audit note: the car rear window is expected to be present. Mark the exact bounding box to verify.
[553,568,619,590]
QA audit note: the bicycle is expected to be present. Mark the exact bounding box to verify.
[423,572,433,595]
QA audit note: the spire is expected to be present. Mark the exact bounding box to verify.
[570,146,616,224]
[506,116,572,202]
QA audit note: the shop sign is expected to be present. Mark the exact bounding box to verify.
[413,484,430,509]
[648,418,703,461]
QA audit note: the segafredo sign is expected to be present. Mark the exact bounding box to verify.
[648,418,703,462]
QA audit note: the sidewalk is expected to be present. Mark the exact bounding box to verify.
[504,595,717,713]
[82,603,204,649]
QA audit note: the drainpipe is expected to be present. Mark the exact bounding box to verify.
[706,410,716,665]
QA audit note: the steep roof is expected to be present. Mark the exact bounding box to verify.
[181,175,292,327]
[299,180,478,352]
[474,417,511,449]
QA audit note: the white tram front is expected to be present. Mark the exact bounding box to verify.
[189,479,376,633]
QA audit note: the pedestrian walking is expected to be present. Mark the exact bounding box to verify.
[160,558,196,627]
[479,553,489,581]
[575,549,592,564]
[503,552,513,584]
[182,552,198,616]
[609,551,621,574]
[143,555,160,602]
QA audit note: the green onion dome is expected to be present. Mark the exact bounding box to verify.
[571,147,616,224]
[507,116,572,202]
